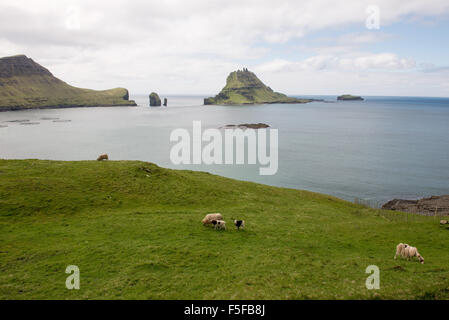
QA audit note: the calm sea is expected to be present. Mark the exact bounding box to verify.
[1,94,448,204]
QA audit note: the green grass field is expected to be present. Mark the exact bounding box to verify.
[1,160,448,299]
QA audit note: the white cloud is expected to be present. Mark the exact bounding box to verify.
[254,67,449,97]
[0,0,448,95]
[255,53,416,73]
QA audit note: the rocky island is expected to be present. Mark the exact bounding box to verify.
[337,94,364,101]
[204,68,314,105]
[0,55,136,111]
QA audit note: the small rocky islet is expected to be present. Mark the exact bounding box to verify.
[337,94,364,101]
[220,123,270,129]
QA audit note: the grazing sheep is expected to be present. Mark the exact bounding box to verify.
[214,220,226,230]
[403,246,424,264]
[394,243,408,260]
[234,220,245,231]
[440,220,448,225]
[394,243,424,264]
[202,213,223,225]
[97,154,109,161]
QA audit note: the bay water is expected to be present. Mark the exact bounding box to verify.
[1,94,448,204]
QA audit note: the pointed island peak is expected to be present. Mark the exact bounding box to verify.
[204,69,314,105]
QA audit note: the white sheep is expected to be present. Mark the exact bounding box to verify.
[394,243,424,264]
[403,245,424,264]
[214,220,226,230]
[202,213,223,225]
[394,243,408,259]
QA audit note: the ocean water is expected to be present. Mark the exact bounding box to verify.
[1,94,448,204]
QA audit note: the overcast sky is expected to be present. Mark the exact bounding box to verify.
[1,0,449,97]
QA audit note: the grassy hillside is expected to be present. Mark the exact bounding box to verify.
[0,55,136,110]
[204,69,313,105]
[0,160,448,300]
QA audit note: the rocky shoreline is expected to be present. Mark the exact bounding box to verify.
[382,195,449,215]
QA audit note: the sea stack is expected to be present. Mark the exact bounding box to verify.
[204,68,313,105]
[163,98,168,107]
[149,92,162,107]
[0,54,136,111]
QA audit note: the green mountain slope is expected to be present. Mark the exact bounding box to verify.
[1,159,448,299]
[204,68,313,105]
[0,55,136,111]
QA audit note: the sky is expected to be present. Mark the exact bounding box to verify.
[0,0,448,97]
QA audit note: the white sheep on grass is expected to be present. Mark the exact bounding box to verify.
[394,243,424,264]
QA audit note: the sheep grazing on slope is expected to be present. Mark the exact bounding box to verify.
[214,220,226,230]
[394,243,424,264]
[97,154,109,161]
[394,243,408,260]
[234,220,245,231]
[404,245,425,264]
[202,213,223,225]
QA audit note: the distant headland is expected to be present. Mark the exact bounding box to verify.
[0,55,136,111]
[204,68,315,105]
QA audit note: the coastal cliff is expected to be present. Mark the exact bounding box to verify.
[0,55,136,111]
[204,68,313,105]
